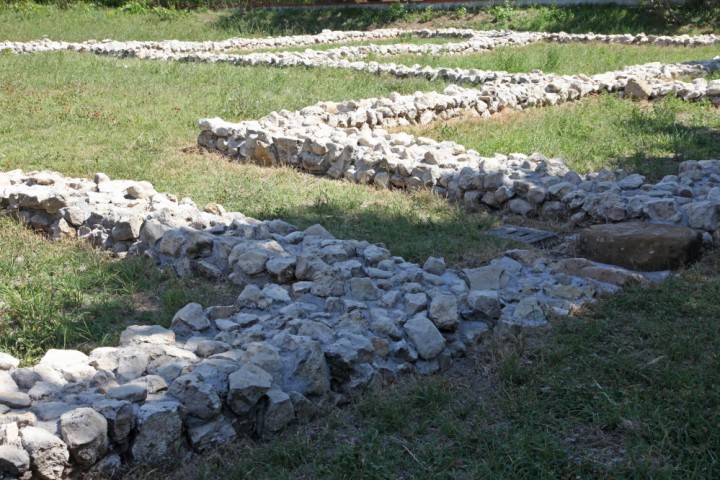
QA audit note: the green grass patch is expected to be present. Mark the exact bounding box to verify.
[0,217,232,363]
[379,42,720,76]
[406,94,720,181]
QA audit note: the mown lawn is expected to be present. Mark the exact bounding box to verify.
[1,5,719,479]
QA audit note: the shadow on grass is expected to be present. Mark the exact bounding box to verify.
[212,5,720,37]
[214,7,400,36]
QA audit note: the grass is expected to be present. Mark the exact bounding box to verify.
[406,94,720,181]
[0,217,233,363]
[0,3,718,42]
[135,252,720,480]
[379,42,720,77]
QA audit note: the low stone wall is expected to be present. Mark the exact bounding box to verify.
[198,61,720,237]
[0,169,657,478]
[2,29,718,57]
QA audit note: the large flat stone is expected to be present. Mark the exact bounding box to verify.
[577,222,702,271]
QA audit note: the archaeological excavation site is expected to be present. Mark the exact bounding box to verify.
[1,4,719,479]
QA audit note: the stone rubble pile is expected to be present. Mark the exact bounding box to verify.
[198,62,720,237]
[0,169,658,478]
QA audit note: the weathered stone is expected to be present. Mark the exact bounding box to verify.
[263,389,295,433]
[422,256,446,276]
[0,353,19,371]
[20,426,69,480]
[11,368,40,390]
[59,408,108,468]
[311,267,345,297]
[552,258,644,287]
[466,290,502,319]
[112,217,143,241]
[131,401,183,465]
[625,77,653,100]
[0,391,30,409]
[266,256,296,284]
[187,415,237,451]
[464,264,510,290]
[0,445,30,477]
[269,334,330,397]
[227,364,273,416]
[168,373,222,420]
[403,314,445,360]
[404,292,428,315]
[171,302,210,335]
[119,325,175,346]
[85,453,121,479]
[115,350,150,383]
[508,297,547,327]
[350,277,380,301]
[106,384,148,403]
[428,294,459,331]
[578,222,702,271]
[92,400,135,444]
[369,309,403,340]
[685,201,720,231]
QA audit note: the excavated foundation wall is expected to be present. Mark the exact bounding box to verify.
[0,168,661,479]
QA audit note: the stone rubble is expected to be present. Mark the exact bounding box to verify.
[0,169,665,477]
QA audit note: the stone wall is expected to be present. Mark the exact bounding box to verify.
[198,61,720,237]
[0,169,657,478]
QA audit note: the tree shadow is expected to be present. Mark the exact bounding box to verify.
[213,7,401,36]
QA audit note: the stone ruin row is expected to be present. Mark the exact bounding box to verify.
[3,30,719,89]
[2,28,718,57]
[0,167,661,479]
[198,60,720,238]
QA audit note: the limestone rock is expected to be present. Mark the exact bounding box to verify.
[403,314,445,360]
[20,426,69,480]
[350,277,380,301]
[0,445,30,478]
[187,415,237,452]
[0,353,19,371]
[130,401,183,465]
[171,302,211,336]
[625,77,653,100]
[92,400,135,444]
[227,365,273,416]
[119,325,175,346]
[428,294,459,331]
[578,222,702,271]
[263,389,295,433]
[168,373,222,420]
[59,408,108,468]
